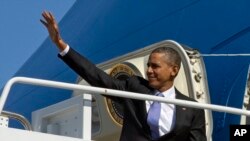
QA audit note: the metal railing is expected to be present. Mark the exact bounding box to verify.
[1,77,250,116]
[1,77,250,140]
[1,110,32,131]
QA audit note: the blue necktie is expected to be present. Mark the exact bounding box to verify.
[147,92,164,139]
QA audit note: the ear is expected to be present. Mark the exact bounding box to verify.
[171,65,179,77]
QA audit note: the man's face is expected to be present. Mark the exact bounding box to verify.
[146,52,178,91]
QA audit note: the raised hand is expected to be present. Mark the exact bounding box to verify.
[41,11,66,51]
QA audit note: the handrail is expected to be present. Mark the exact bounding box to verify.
[1,77,250,117]
[1,110,32,131]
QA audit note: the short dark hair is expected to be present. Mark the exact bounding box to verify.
[151,47,181,67]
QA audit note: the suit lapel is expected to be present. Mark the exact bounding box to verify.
[164,89,186,135]
[136,89,155,137]
[143,90,155,136]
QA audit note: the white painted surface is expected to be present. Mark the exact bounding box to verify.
[0,127,91,141]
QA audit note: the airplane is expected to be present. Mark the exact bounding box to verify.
[0,0,250,141]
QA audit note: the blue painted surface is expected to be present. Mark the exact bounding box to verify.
[2,0,250,140]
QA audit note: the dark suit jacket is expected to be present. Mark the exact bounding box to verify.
[59,48,207,141]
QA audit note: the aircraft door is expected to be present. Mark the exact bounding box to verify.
[75,40,212,141]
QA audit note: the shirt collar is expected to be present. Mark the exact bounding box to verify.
[154,85,176,99]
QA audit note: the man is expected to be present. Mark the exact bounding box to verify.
[41,11,206,141]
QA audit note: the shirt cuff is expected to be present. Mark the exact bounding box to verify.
[59,45,70,56]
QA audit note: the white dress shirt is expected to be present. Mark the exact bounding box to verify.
[59,45,70,56]
[146,86,176,136]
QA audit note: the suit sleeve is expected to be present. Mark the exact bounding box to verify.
[58,47,127,90]
[189,109,207,141]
